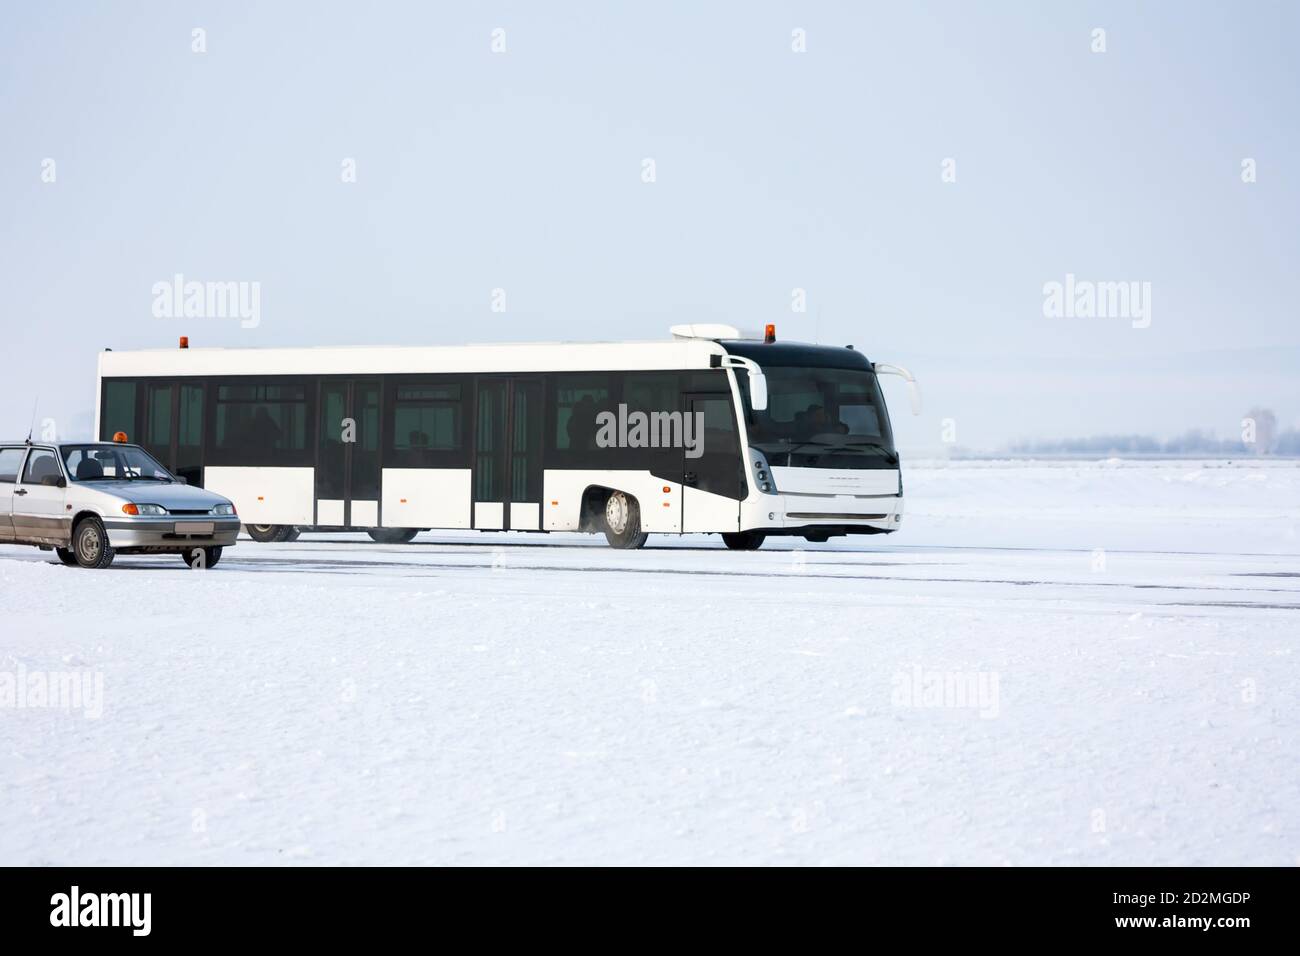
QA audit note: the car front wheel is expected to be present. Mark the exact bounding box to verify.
[183,547,223,569]
[73,517,115,569]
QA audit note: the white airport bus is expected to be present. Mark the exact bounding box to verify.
[94,325,918,549]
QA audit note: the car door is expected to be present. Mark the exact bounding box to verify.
[11,447,71,546]
[0,447,25,541]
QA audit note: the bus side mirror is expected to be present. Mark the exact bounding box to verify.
[873,363,922,416]
[720,354,768,411]
[749,370,768,411]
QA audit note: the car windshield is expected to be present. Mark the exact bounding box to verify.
[61,445,175,482]
[738,366,897,466]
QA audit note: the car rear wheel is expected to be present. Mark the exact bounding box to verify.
[245,524,292,543]
[367,528,419,544]
[73,517,115,569]
[722,531,766,551]
[182,546,222,569]
[603,491,649,549]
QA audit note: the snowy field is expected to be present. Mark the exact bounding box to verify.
[2,459,1297,866]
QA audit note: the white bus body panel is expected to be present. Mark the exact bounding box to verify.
[381,468,471,529]
[97,341,725,381]
[543,470,683,534]
[317,499,345,525]
[768,466,899,497]
[204,467,315,525]
[474,502,504,529]
[509,502,540,531]
[682,485,740,533]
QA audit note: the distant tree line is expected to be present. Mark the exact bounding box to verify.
[1008,408,1300,456]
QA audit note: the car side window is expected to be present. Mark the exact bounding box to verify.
[0,448,24,483]
[21,449,61,485]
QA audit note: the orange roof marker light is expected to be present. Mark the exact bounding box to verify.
[112,431,129,443]
[179,336,189,349]
[764,324,776,343]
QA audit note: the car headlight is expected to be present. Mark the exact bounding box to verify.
[211,503,236,516]
[122,503,167,516]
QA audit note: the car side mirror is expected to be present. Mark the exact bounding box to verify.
[42,475,67,488]
[174,476,188,485]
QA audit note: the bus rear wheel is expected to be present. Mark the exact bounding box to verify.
[368,528,419,544]
[245,524,292,543]
[722,531,766,551]
[603,491,648,549]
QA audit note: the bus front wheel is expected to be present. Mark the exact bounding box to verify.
[603,491,648,549]
[368,528,419,544]
[722,531,766,551]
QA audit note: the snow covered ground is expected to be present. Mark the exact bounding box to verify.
[1,459,1297,865]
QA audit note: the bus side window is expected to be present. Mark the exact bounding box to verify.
[552,374,612,455]
[101,379,138,442]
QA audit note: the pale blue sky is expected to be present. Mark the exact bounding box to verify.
[2,1,1296,450]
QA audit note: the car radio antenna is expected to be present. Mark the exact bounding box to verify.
[25,396,40,444]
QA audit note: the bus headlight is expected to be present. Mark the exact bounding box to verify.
[750,449,776,495]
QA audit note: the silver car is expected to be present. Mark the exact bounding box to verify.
[0,440,240,569]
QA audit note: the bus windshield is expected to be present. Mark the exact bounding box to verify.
[738,366,896,467]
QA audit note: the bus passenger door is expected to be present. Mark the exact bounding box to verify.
[472,378,543,531]
[139,381,205,486]
[316,380,381,528]
[681,393,742,533]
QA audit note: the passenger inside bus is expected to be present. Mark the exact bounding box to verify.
[796,404,849,435]
[566,395,600,451]
[237,407,283,457]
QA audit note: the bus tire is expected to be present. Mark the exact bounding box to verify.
[55,547,80,567]
[603,491,648,549]
[73,516,116,569]
[722,531,766,551]
[245,524,291,543]
[282,527,301,542]
[368,528,419,544]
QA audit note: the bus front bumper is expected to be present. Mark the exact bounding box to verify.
[741,494,904,535]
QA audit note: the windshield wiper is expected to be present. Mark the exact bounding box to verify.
[828,441,899,462]
[775,440,827,465]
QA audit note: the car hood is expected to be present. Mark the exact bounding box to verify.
[78,481,232,510]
